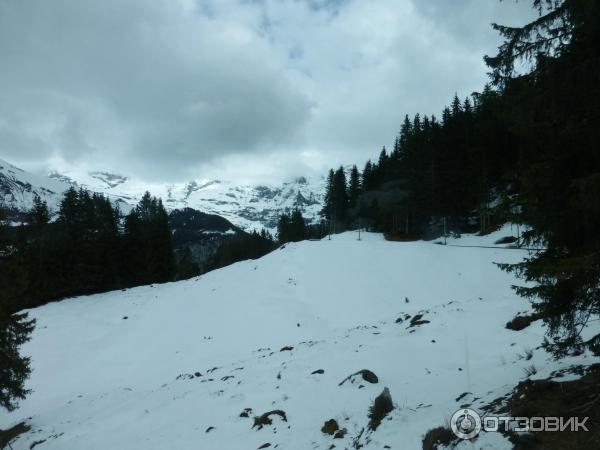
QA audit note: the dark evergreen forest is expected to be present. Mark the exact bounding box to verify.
[0,189,175,315]
[320,0,600,355]
[0,187,280,409]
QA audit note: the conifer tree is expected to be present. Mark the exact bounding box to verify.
[289,209,306,242]
[0,310,35,411]
[277,213,290,243]
[484,0,575,87]
[451,93,463,117]
[377,147,389,184]
[332,166,349,223]
[29,195,50,227]
[362,160,374,191]
[175,247,200,281]
[125,192,175,285]
[58,187,79,232]
[277,210,306,243]
[0,207,36,411]
[320,169,335,220]
[490,0,600,355]
[348,165,361,208]
[399,115,412,148]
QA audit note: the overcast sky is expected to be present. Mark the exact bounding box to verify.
[0,0,536,183]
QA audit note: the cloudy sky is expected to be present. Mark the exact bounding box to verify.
[0,0,535,183]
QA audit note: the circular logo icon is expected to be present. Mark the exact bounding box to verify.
[451,408,482,439]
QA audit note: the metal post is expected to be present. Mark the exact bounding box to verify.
[443,217,447,245]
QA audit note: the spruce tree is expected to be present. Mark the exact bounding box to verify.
[0,207,36,411]
[399,115,412,148]
[29,195,50,227]
[0,310,35,411]
[362,160,374,191]
[277,213,290,244]
[451,93,462,117]
[125,192,175,285]
[175,247,200,281]
[290,209,306,242]
[58,187,79,232]
[490,0,600,355]
[377,147,389,184]
[332,167,349,223]
[348,165,361,209]
[320,169,335,220]
[484,0,574,87]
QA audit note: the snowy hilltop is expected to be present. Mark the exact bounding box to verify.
[1,226,596,449]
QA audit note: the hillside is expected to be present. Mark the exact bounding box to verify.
[1,227,597,449]
[169,207,243,273]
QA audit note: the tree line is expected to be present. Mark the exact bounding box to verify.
[0,188,176,410]
[208,228,276,270]
[321,85,517,238]
[321,0,600,356]
[0,188,285,410]
[1,188,175,315]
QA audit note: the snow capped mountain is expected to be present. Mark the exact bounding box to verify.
[1,159,325,231]
[49,169,326,232]
[0,159,132,221]
[162,176,324,232]
[0,158,73,220]
[1,227,596,449]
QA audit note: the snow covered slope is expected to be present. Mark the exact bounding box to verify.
[1,226,596,449]
[50,169,325,232]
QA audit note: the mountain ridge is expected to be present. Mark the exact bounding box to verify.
[1,159,325,231]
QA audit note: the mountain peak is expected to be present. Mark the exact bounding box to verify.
[88,171,129,189]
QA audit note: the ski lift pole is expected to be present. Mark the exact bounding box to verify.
[443,217,447,245]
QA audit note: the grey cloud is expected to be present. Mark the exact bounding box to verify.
[412,0,537,54]
[0,0,312,179]
[0,0,537,182]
